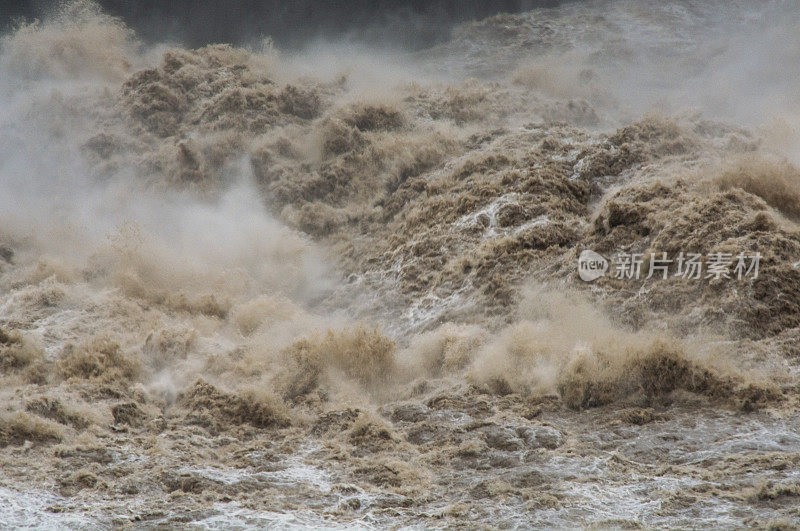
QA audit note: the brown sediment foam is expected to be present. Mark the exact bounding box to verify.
[715,156,800,222]
[0,411,64,447]
[582,173,800,339]
[178,379,289,432]
[57,336,141,383]
[0,28,793,425]
[0,328,42,370]
[556,339,781,411]
[464,289,781,410]
[26,396,91,430]
[276,326,396,400]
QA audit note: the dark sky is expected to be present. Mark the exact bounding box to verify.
[2,0,569,49]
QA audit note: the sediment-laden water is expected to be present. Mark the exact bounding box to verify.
[1,1,800,527]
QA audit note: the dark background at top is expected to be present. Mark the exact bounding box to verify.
[2,0,568,49]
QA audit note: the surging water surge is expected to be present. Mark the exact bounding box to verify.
[1,1,800,527]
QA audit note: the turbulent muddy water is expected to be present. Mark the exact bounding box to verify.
[2,0,800,528]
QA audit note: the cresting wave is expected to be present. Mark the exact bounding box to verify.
[1,1,800,527]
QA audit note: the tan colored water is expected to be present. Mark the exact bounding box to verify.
[1,1,800,527]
